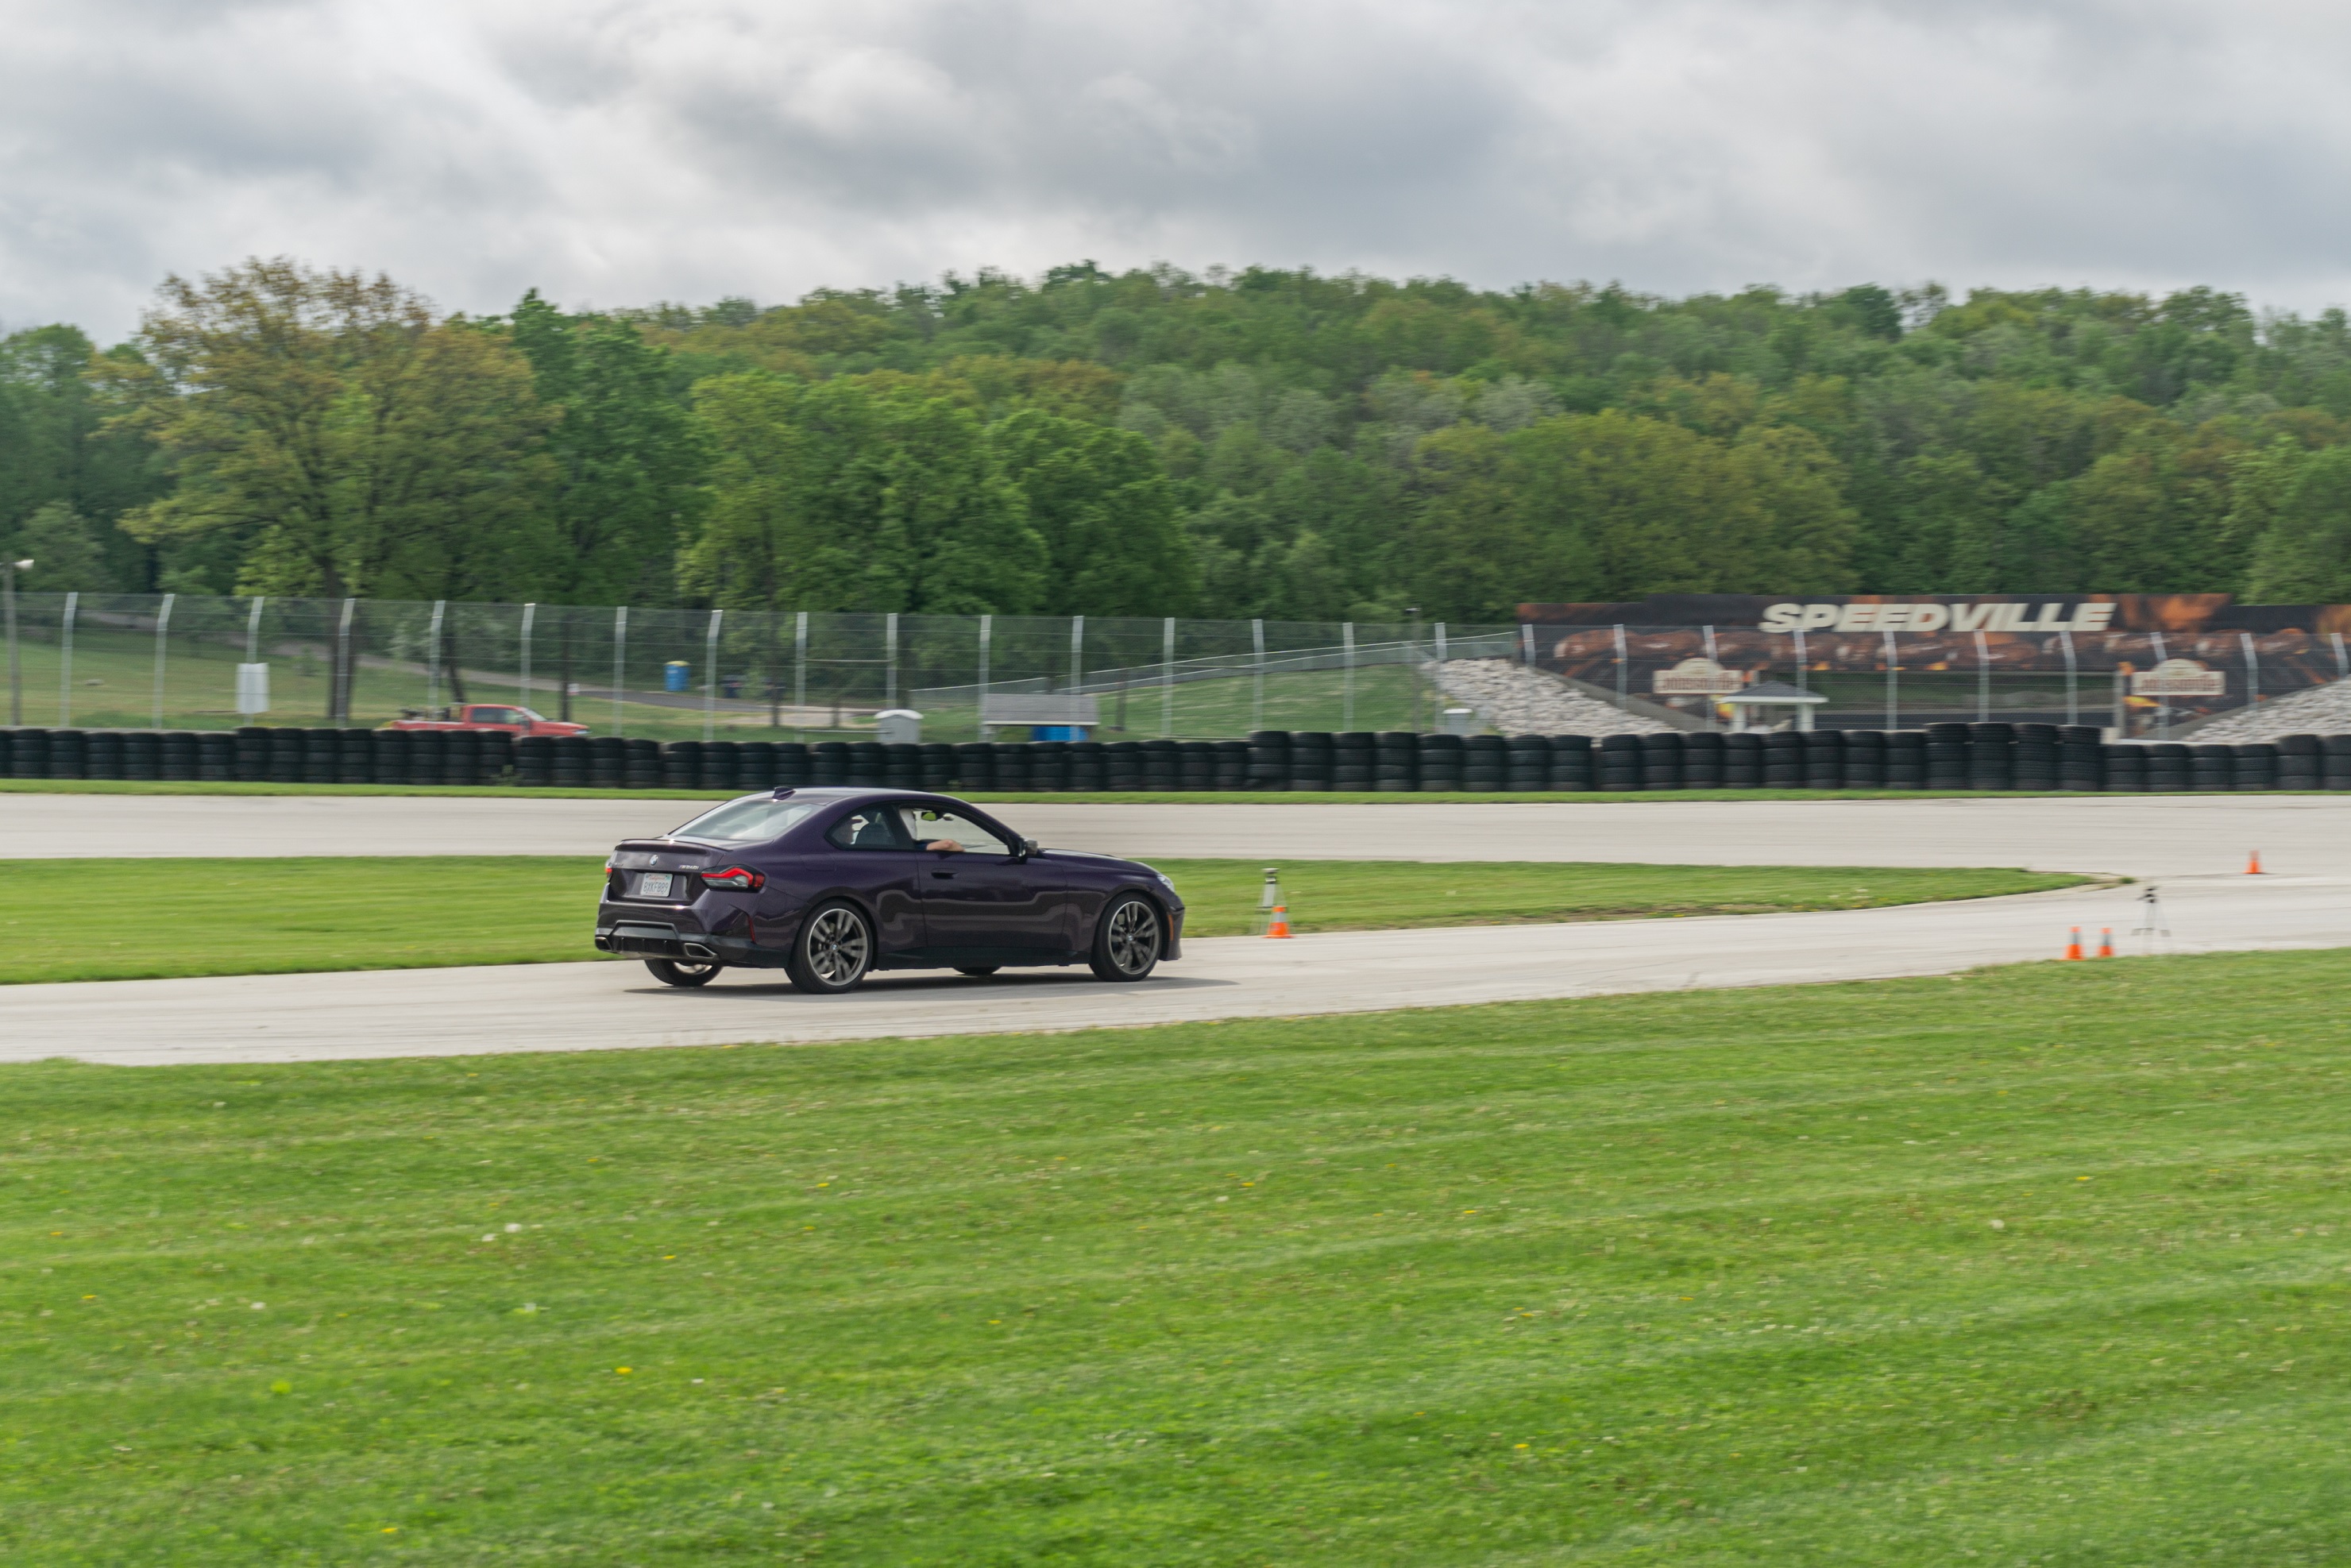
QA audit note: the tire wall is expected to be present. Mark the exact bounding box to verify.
[7,725,2351,794]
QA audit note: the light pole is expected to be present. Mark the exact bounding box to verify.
[3,558,32,728]
[1406,605,1423,732]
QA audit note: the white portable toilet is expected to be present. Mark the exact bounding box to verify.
[1440,706,1477,736]
[874,709,923,744]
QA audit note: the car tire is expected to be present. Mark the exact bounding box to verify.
[786,901,874,995]
[644,958,721,988]
[955,967,1001,978]
[1088,892,1164,983]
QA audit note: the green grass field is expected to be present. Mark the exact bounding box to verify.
[6,951,2350,1562]
[0,858,2079,985]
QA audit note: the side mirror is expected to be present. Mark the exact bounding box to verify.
[1019,837,1040,860]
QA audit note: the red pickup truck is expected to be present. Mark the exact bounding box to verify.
[385,704,589,738]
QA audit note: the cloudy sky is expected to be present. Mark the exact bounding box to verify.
[5,0,2349,338]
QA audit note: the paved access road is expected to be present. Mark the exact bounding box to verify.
[2,791,2343,879]
[0,870,2331,1067]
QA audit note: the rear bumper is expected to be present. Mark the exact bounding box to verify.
[595,920,788,967]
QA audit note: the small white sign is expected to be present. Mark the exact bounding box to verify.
[235,662,269,716]
[2129,658,2227,697]
[1652,657,1747,696]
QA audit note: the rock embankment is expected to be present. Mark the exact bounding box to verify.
[1431,658,1673,736]
[2185,680,2351,741]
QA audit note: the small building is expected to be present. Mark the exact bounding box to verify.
[1719,680,1828,732]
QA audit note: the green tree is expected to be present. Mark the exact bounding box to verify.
[2245,446,2351,601]
[103,261,551,604]
[987,409,1194,616]
[508,292,706,608]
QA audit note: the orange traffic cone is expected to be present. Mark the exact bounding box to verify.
[1265,905,1291,939]
[2098,928,2114,959]
[2246,850,2263,875]
[2063,926,2083,960]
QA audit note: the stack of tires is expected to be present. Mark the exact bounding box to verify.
[810,741,849,786]
[2277,734,2321,790]
[1967,724,2014,790]
[2011,724,2060,790]
[1596,734,1642,790]
[1066,741,1104,792]
[2232,742,2279,792]
[1172,740,1211,790]
[989,742,1029,792]
[1373,732,1417,792]
[2057,726,2104,790]
[1722,732,1762,787]
[2189,744,2233,792]
[1635,732,1680,790]
[1290,732,1335,791]
[199,731,235,781]
[1548,733,1595,790]
[160,731,197,781]
[703,740,743,791]
[1246,730,1290,791]
[1505,734,1552,790]
[662,740,701,788]
[1839,730,1884,789]
[1801,730,1843,790]
[1759,732,1802,787]
[1334,732,1375,790]
[1418,732,1465,790]
[1923,723,1969,790]
[2103,743,2146,792]
[1885,730,1925,788]
[1029,741,1068,792]
[233,726,269,783]
[2144,742,2190,791]
[955,742,994,791]
[2325,736,2351,790]
[121,732,158,781]
[920,742,957,790]
[1134,738,1176,790]
[1680,731,1724,788]
[516,735,554,786]
[1461,734,1506,792]
[52,729,92,780]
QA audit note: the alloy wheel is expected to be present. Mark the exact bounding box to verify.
[1105,898,1160,975]
[806,907,870,987]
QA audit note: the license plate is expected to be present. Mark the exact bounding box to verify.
[639,872,674,898]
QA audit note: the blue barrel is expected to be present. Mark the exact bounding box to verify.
[663,661,690,693]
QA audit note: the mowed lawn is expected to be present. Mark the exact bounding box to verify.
[6,952,2351,1563]
[0,858,2079,984]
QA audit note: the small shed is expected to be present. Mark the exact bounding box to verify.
[1719,680,1828,732]
[980,693,1100,740]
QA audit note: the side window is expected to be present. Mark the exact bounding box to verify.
[898,807,1015,856]
[827,808,912,852]
[473,707,518,726]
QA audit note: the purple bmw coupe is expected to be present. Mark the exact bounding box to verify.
[595,788,1184,994]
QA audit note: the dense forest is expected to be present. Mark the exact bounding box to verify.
[9,257,2351,623]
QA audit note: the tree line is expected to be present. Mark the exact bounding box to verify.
[8,257,2351,622]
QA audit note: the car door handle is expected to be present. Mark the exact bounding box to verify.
[930,871,956,879]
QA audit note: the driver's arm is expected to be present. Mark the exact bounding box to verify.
[925,838,965,853]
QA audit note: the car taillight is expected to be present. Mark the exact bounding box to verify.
[699,866,766,892]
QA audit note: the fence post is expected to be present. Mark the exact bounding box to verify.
[1614,624,1629,710]
[2150,631,2168,739]
[335,597,356,723]
[1792,627,1807,695]
[425,600,446,714]
[246,596,264,664]
[1342,622,1356,732]
[1519,622,1535,667]
[793,611,809,734]
[705,608,724,741]
[1874,626,1893,729]
[2241,631,2260,709]
[612,605,627,739]
[152,593,174,731]
[1251,619,1265,732]
[519,602,535,715]
[2333,631,2349,681]
[58,592,76,727]
[1160,616,1175,738]
[1069,615,1083,697]
[1704,623,1724,731]
[1,560,17,728]
[976,613,990,740]
[1974,629,1990,722]
[2059,629,2078,726]
[885,611,898,707]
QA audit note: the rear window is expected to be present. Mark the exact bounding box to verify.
[670,798,821,844]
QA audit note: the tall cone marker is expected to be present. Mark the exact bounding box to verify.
[2247,850,2264,875]
[2098,928,2115,959]
[1257,867,1282,935]
[2064,926,2083,960]
[1265,905,1292,939]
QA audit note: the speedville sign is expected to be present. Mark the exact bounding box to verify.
[1757,600,2119,634]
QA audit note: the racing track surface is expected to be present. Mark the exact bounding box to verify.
[5,793,2349,1065]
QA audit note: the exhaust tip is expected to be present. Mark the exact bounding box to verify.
[681,943,718,960]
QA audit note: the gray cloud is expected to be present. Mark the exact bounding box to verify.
[5,0,2351,339]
